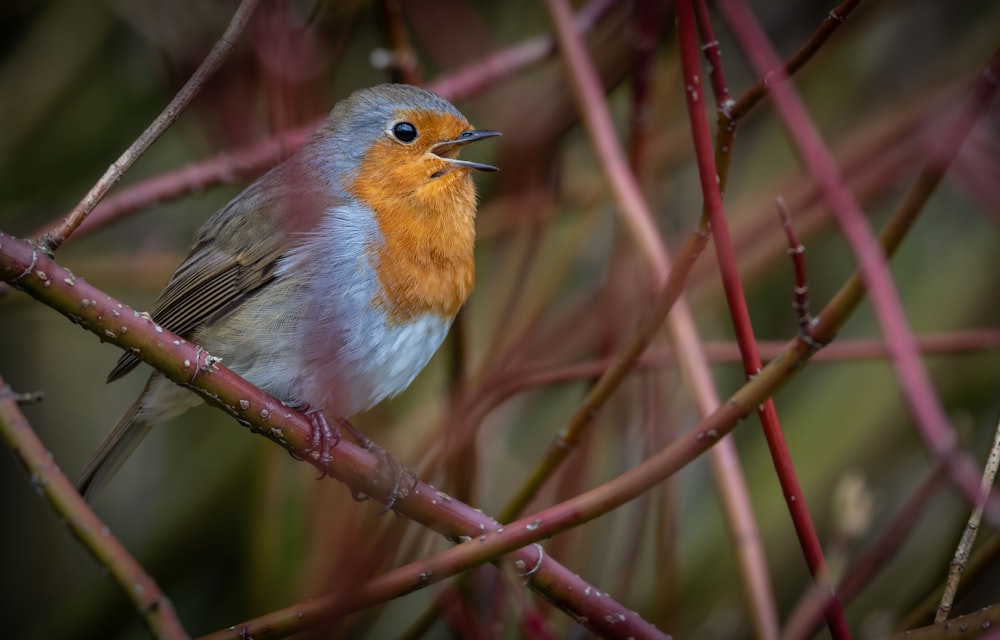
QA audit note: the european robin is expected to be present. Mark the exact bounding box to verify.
[77,84,500,500]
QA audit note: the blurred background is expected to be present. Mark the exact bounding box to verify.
[1,0,998,638]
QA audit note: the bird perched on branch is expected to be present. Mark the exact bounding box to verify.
[77,83,500,502]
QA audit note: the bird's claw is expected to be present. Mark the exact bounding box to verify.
[304,408,340,477]
[338,419,416,512]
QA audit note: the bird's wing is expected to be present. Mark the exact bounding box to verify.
[107,160,331,382]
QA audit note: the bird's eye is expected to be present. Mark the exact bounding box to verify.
[392,122,417,143]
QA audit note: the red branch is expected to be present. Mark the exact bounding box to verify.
[776,197,812,334]
[716,0,1000,518]
[676,1,849,637]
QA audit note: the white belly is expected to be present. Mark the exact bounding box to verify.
[245,202,457,417]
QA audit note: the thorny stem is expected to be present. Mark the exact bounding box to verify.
[0,229,665,640]
[776,197,813,338]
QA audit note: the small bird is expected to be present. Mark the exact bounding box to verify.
[77,84,499,500]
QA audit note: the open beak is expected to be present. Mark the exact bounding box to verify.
[430,129,502,172]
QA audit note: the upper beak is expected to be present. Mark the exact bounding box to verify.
[430,129,502,172]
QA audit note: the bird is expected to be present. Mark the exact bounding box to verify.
[76,83,500,501]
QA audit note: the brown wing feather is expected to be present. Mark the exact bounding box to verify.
[107,158,331,382]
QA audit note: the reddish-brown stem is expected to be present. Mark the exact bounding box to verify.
[727,0,867,123]
[714,0,865,194]
[627,0,665,172]
[37,128,311,242]
[776,197,812,334]
[0,230,664,640]
[784,465,945,640]
[694,0,731,108]
[719,0,1000,518]
[677,2,847,637]
[472,329,1000,407]
[0,378,188,639]
[39,0,261,251]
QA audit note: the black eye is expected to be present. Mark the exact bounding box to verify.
[392,122,417,143]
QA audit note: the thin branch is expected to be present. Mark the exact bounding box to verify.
[543,0,668,278]
[715,0,866,195]
[30,0,618,247]
[884,603,1000,640]
[694,0,731,108]
[677,2,843,636]
[716,0,1000,522]
[937,418,1000,622]
[0,377,188,639]
[36,127,310,242]
[475,329,1000,404]
[776,197,812,335]
[0,231,666,640]
[727,0,867,123]
[783,465,945,640]
[39,0,261,251]
[541,3,781,638]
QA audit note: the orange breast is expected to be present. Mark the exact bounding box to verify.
[349,128,477,323]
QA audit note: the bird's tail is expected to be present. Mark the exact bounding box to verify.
[76,397,153,501]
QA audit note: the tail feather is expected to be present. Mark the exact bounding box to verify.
[79,373,203,501]
[76,399,153,501]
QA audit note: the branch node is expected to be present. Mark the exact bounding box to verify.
[520,544,546,585]
[776,197,813,334]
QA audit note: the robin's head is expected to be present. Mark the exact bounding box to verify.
[316,84,499,204]
[310,84,499,322]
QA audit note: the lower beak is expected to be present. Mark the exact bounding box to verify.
[430,129,502,172]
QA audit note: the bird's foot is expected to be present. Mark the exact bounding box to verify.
[302,407,340,477]
[338,418,417,513]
